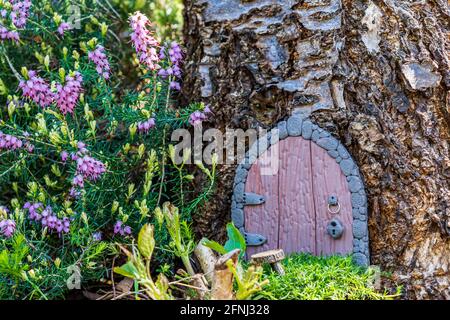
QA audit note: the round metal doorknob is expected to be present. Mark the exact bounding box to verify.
[327,218,344,239]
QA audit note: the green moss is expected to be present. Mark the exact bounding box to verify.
[254,253,401,300]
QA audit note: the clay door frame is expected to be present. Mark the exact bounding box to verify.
[231,115,370,266]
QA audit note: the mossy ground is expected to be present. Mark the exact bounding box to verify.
[254,253,401,300]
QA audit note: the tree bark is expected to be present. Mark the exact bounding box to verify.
[183,0,450,299]
[194,238,218,284]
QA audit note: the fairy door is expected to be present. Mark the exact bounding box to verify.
[243,136,354,257]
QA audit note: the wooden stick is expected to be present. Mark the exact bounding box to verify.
[211,249,240,300]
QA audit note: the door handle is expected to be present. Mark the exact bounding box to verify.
[327,195,340,214]
[326,218,344,239]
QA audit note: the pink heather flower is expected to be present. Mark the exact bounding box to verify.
[24,203,70,235]
[137,118,156,134]
[189,110,209,126]
[24,202,42,221]
[165,67,173,76]
[203,105,212,114]
[169,81,181,91]
[158,42,183,80]
[0,27,19,42]
[129,12,160,70]
[113,220,122,233]
[92,231,102,241]
[113,220,122,234]
[158,65,181,79]
[159,42,183,66]
[40,206,52,225]
[123,226,132,235]
[157,68,167,78]
[0,0,31,42]
[57,22,71,36]
[72,175,84,188]
[30,203,42,221]
[54,217,70,233]
[77,141,88,154]
[88,45,111,79]
[10,0,31,28]
[69,187,80,199]
[0,131,23,150]
[172,65,182,78]
[19,70,55,108]
[61,151,69,162]
[114,220,132,236]
[55,72,83,115]
[0,219,16,238]
[158,47,165,60]
[61,217,70,233]
[55,219,63,233]
[24,142,34,152]
[46,215,57,229]
[168,42,183,65]
[76,155,106,181]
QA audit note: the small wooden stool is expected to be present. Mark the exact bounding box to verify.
[250,249,286,275]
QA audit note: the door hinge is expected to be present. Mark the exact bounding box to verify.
[244,232,267,246]
[243,192,265,205]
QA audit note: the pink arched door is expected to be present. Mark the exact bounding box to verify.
[244,136,353,257]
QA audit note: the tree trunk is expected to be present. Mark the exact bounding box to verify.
[182,0,450,299]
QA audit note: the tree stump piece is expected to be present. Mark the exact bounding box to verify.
[211,249,240,300]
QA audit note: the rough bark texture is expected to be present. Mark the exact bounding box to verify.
[183,0,450,298]
[194,238,218,284]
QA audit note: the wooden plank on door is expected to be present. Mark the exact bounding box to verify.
[311,143,353,256]
[278,136,316,255]
[244,146,280,256]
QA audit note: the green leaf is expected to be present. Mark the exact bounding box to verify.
[137,224,155,260]
[224,222,246,257]
[114,261,138,279]
[202,239,227,255]
[0,234,30,279]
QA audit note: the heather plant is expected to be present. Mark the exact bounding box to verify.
[0,2,213,299]
[111,0,183,41]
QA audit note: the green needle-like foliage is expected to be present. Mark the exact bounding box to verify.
[255,253,401,300]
